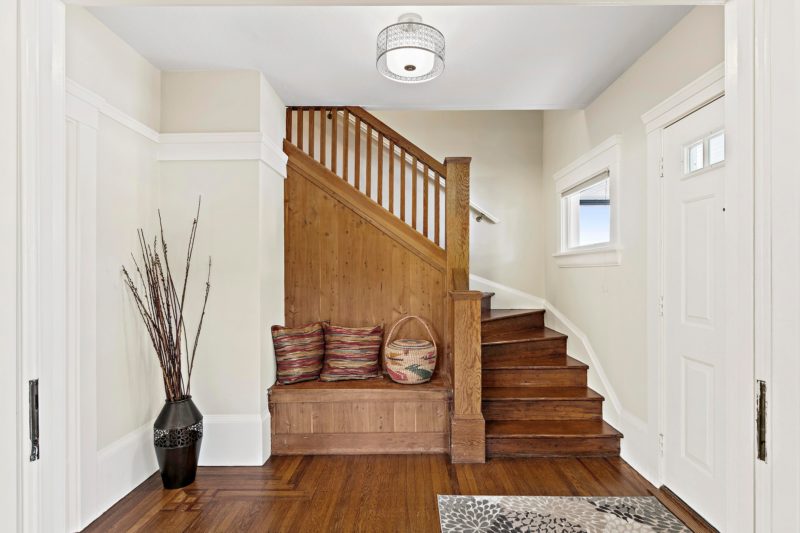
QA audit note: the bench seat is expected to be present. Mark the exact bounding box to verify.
[268,374,452,455]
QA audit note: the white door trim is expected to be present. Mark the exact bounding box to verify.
[643,1,757,527]
[17,0,69,530]
[643,63,725,492]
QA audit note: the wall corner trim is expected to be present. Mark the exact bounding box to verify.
[65,78,288,178]
[66,78,160,143]
[641,62,725,133]
[159,132,288,178]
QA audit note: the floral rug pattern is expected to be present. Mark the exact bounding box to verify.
[437,495,691,533]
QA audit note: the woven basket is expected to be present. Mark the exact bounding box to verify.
[383,315,437,384]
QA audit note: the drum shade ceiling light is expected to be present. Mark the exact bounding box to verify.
[377,13,445,84]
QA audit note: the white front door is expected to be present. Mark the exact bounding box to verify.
[662,96,726,528]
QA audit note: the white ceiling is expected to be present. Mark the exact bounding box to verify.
[89,5,691,110]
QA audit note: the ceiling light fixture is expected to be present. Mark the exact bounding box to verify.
[376,13,445,84]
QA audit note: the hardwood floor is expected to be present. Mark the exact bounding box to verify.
[84,455,713,532]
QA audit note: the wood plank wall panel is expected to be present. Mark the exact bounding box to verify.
[284,162,447,351]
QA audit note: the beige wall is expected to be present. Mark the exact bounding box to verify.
[157,161,263,415]
[372,110,546,297]
[66,6,161,130]
[67,6,164,449]
[95,117,162,447]
[161,70,261,133]
[542,6,724,419]
[159,70,285,462]
[68,11,287,455]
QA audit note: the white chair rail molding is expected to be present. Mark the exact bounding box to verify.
[552,135,622,268]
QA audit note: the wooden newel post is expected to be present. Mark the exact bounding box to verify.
[445,157,485,463]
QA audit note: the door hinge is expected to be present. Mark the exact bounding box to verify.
[658,295,664,317]
[658,433,665,457]
[756,380,767,462]
[659,156,665,179]
[29,379,39,462]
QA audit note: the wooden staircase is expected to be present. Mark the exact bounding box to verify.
[480,293,622,457]
[281,105,620,463]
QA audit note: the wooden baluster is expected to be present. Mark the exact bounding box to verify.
[286,108,292,143]
[435,172,441,246]
[308,107,315,158]
[400,149,406,222]
[354,117,361,190]
[423,165,429,238]
[388,141,395,214]
[412,156,418,230]
[331,109,338,174]
[297,109,304,150]
[366,125,372,198]
[342,109,349,183]
[320,109,326,166]
[377,133,384,206]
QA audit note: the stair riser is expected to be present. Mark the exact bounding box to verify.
[486,436,620,457]
[482,351,566,368]
[482,400,602,421]
[481,338,567,360]
[482,368,587,388]
[481,295,492,314]
[481,313,545,335]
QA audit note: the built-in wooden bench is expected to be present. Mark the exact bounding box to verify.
[280,106,483,461]
[268,375,451,455]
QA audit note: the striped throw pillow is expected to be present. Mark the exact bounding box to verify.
[320,324,383,381]
[271,322,325,384]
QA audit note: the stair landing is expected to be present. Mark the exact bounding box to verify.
[480,305,622,458]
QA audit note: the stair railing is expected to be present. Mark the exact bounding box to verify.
[286,106,446,247]
[285,106,485,462]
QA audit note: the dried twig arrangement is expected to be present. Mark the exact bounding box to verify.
[122,199,211,402]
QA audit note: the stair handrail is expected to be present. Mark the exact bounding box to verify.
[344,107,447,177]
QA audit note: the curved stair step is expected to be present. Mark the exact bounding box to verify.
[482,327,568,361]
[482,387,603,421]
[486,420,622,457]
[481,309,545,334]
[482,357,588,388]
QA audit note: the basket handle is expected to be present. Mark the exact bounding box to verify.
[384,315,438,351]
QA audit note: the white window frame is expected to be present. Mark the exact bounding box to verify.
[683,128,726,176]
[552,135,622,268]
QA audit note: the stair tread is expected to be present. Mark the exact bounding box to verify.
[482,327,566,345]
[482,387,603,401]
[481,309,544,323]
[486,420,622,438]
[483,355,588,370]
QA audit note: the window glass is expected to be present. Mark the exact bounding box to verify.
[709,131,725,165]
[564,176,611,249]
[687,140,704,173]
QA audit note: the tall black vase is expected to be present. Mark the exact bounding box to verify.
[153,396,203,489]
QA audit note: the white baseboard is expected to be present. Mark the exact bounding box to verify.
[93,423,157,526]
[543,302,658,484]
[469,274,545,309]
[199,411,270,466]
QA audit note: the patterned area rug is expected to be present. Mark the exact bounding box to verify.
[437,495,691,532]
